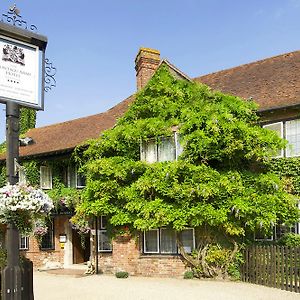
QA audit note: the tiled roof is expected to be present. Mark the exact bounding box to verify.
[0,95,134,160]
[1,50,299,160]
[194,50,300,111]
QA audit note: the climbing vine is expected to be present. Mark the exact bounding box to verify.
[72,65,299,278]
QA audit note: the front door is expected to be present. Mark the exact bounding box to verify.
[72,229,90,264]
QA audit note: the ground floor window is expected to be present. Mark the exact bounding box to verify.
[143,228,195,254]
[98,216,112,252]
[19,236,29,250]
[41,219,55,250]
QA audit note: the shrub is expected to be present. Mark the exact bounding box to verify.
[183,270,194,279]
[115,271,129,278]
[278,233,300,247]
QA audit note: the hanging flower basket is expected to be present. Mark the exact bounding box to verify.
[0,183,54,234]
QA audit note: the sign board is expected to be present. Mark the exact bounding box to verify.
[0,35,43,109]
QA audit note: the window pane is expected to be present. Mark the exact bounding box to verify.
[286,120,300,157]
[160,229,177,254]
[100,216,107,229]
[40,166,52,189]
[98,230,112,252]
[180,229,194,253]
[144,230,158,253]
[144,140,157,163]
[263,122,283,157]
[77,172,86,187]
[19,236,29,250]
[176,133,184,159]
[41,219,54,249]
[158,137,176,162]
[19,168,27,185]
[68,165,76,188]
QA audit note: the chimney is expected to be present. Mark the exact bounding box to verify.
[135,48,160,91]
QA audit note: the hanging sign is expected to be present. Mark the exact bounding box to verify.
[0,34,43,109]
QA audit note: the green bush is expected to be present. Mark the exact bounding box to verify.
[115,271,129,278]
[278,233,300,247]
[183,270,194,279]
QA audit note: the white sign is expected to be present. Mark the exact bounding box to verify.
[0,35,42,109]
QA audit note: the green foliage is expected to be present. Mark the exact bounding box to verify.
[20,107,36,135]
[73,65,299,240]
[22,161,40,186]
[0,164,6,187]
[183,270,194,279]
[265,157,300,194]
[0,248,7,268]
[115,271,129,278]
[278,233,300,247]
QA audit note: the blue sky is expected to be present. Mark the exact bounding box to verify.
[0,0,299,142]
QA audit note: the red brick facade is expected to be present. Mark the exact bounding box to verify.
[98,235,188,277]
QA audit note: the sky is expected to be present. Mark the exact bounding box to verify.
[0,0,299,142]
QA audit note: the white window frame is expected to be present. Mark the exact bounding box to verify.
[19,236,29,250]
[76,168,86,188]
[141,133,183,163]
[40,166,52,190]
[18,167,27,185]
[98,216,112,252]
[143,228,195,254]
[263,122,284,158]
[160,228,177,254]
[180,228,196,254]
[254,227,274,242]
[285,119,300,158]
[143,229,160,254]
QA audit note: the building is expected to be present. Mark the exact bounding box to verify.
[0,48,300,276]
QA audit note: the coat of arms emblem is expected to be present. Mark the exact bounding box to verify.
[2,44,25,66]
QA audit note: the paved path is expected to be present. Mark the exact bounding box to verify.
[34,271,300,300]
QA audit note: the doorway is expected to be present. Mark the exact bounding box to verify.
[72,229,90,264]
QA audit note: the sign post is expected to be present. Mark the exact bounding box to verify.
[0,12,47,300]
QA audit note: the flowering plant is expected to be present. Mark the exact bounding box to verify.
[33,219,48,245]
[0,183,54,234]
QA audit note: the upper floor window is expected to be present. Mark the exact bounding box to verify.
[40,166,52,190]
[140,133,183,163]
[19,167,27,185]
[263,119,300,158]
[67,165,86,188]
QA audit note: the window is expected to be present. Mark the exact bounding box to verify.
[19,167,27,185]
[76,172,86,188]
[98,216,112,252]
[254,229,273,242]
[263,119,300,158]
[141,133,183,163]
[40,166,52,189]
[286,119,300,157]
[263,122,283,157]
[67,165,86,188]
[41,219,55,250]
[19,236,29,250]
[143,228,195,254]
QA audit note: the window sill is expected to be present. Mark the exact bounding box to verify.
[140,254,181,259]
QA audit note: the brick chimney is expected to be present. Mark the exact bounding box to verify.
[135,48,160,91]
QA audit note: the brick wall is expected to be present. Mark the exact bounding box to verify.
[22,215,67,268]
[98,234,188,277]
